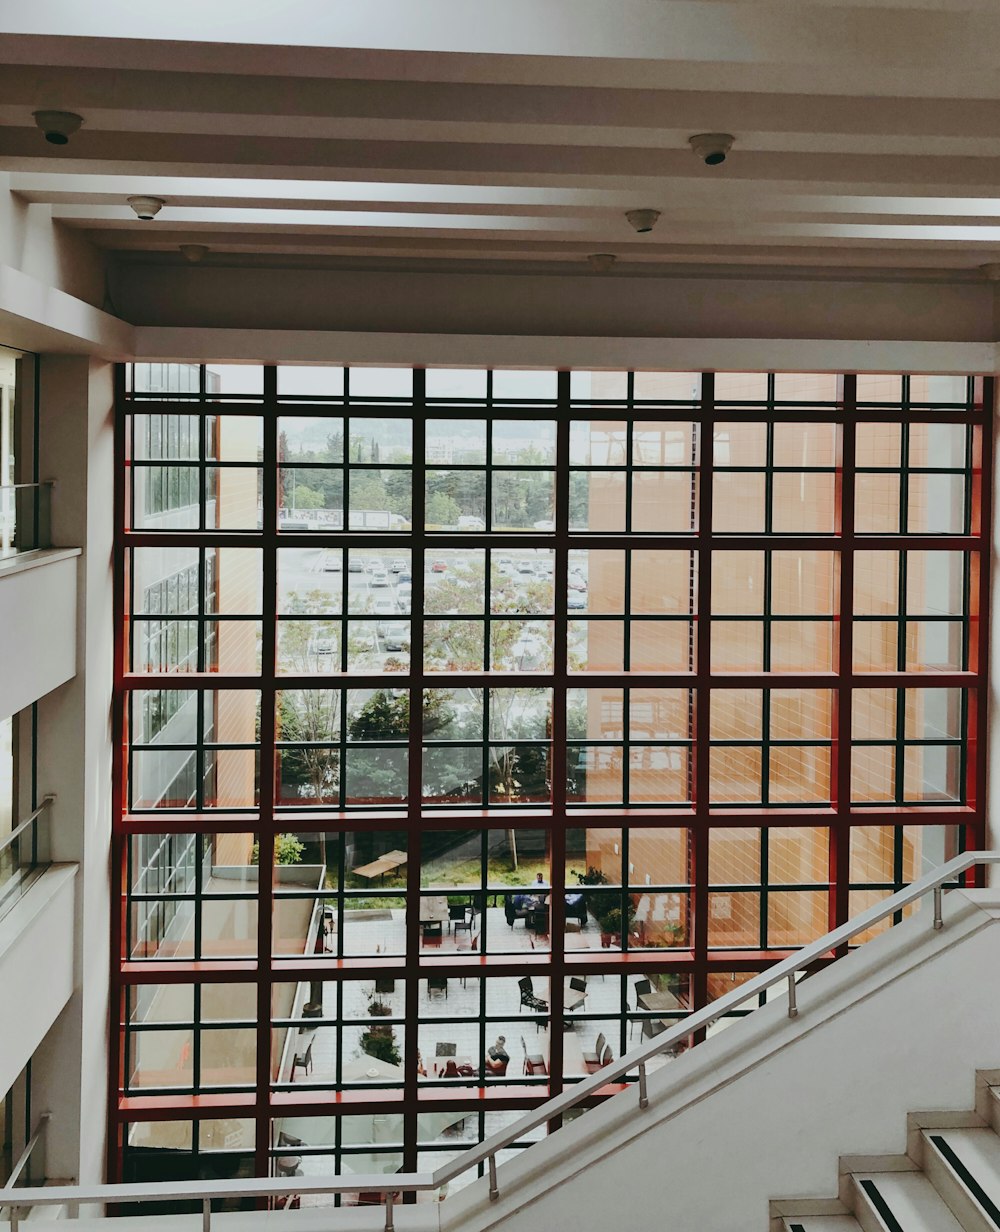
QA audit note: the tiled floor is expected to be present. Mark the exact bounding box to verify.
[338,903,643,956]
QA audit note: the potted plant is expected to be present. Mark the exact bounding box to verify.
[360,996,401,1066]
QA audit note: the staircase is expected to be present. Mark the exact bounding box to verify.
[778,1072,1000,1232]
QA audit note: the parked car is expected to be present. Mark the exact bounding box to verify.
[567,594,587,610]
[307,636,337,658]
[347,557,365,573]
[370,569,390,587]
[323,552,342,572]
[431,560,448,573]
[381,628,408,653]
[390,558,407,572]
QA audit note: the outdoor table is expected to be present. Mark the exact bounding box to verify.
[352,849,408,880]
[563,979,588,1012]
[419,895,450,935]
[341,1056,405,1081]
[637,989,682,1013]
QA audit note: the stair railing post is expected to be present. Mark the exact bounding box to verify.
[787,973,798,1019]
[384,1191,394,1232]
[638,1062,649,1109]
[488,1153,499,1201]
[202,1196,211,1232]
[933,886,944,930]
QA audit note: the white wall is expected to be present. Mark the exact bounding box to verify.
[0,550,79,716]
[0,173,105,308]
[0,865,77,1102]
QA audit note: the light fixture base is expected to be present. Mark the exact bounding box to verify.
[33,110,83,145]
[587,253,617,272]
[688,133,735,165]
[127,195,165,221]
[625,209,661,234]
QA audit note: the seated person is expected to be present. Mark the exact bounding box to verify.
[526,872,550,909]
[484,1034,510,1074]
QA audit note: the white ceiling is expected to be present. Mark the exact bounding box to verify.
[5,1,1000,273]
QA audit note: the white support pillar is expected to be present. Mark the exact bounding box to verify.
[30,355,114,1186]
[990,372,1000,879]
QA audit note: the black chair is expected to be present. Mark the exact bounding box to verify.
[630,978,653,1040]
[450,902,475,941]
[428,975,449,999]
[290,1037,314,1079]
[518,976,549,1014]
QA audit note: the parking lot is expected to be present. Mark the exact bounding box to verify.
[276,547,588,672]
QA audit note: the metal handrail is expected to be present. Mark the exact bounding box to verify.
[0,482,54,492]
[2,1113,50,1194]
[0,795,55,860]
[3,849,997,1232]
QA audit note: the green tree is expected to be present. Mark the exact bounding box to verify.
[425,490,461,526]
[289,484,323,510]
[350,471,388,511]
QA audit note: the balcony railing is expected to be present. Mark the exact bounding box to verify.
[0,795,54,921]
[0,1113,49,1223]
[1,850,995,1232]
[0,482,53,558]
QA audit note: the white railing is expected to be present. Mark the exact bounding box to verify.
[3,850,996,1232]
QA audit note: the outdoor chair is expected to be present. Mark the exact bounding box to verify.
[290,1038,314,1079]
[518,975,549,1015]
[427,975,449,999]
[630,978,653,1040]
[521,1034,547,1076]
[584,1038,613,1074]
[581,1032,606,1070]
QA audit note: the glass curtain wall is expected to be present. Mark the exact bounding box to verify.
[112,366,990,1201]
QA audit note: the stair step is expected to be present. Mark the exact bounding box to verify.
[852,1172,966,1232]
[782,1219,863,1232]
[921,1127,1000,1232]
